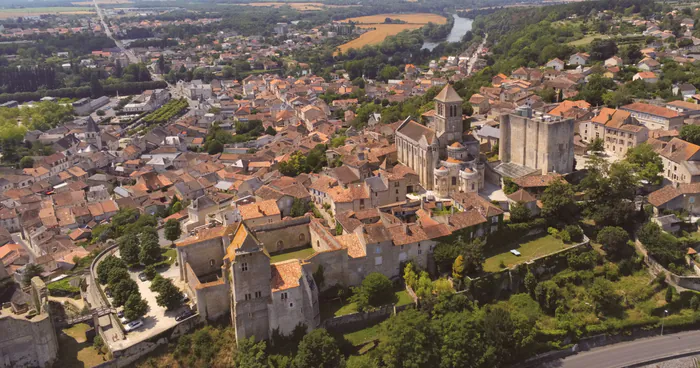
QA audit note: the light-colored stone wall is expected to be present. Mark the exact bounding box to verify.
[196,281,230,321]
[231,249,272,342]
[252,219,311,254]
[0,313,57,368]
[500,112,574,175]
[177,237,225,279]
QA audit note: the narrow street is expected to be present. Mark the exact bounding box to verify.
[11,232,37,262]
[467,33,487,76]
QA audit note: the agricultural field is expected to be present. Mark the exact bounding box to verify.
[236,2,357,11]
[72,0,132,5]
[341,13,447,25]
[0,7,94,19]
[336,13,447,54]
[336,24,423,53]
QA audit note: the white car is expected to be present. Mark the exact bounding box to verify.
[124,319,144,332]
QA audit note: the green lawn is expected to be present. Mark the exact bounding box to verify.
[483,235,570,273]
[395,290,414,307]
[162,248,177,266]
[568,33,609,46]
[321,290,413,320]
[343,321,383,346]
[269,247,316,263]
[55,324,107,368]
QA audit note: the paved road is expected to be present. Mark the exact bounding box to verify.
[548,330,700,368]
[93,0,138,64]
[467,33,487,76]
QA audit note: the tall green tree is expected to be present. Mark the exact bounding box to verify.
[292,329,344,368]
[154,277,183,310]
[139,235,161,265]
[124,294,148,321]
[625,143,663,185]
[164,219,182,245]
[540,179,577,222]
[234,337,268,368]
[22,263,44,286]
[119,233,140,265]
[376,309,439,368]
[680,125,700,145]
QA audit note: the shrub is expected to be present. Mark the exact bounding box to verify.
[565,225,583,243]
[350,272,393,311]
[143,265,157,280]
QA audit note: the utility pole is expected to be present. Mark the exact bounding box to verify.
[661,309,669,335]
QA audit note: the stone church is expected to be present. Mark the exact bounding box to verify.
[395,84,484,197]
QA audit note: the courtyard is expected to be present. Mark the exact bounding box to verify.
[483,234,571,273]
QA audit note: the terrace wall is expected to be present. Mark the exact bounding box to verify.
[468,235,591,303]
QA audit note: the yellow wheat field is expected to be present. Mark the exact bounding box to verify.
[335,13,446,54]
[341,13,447,25]
[238,2,357,11]
[72,0,132,5]
[336,24,423,54]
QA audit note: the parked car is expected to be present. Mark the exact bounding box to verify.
[120,315,130,324]
[138,272,148,282]
[117,310,124,319]
[181,293,190,304]
[124,320,144,332]
[176,309,194,322]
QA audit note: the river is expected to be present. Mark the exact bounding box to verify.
[422,14,473,51]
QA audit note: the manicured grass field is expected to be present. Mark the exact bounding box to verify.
[269,247,316,263]
[483,235,570,273]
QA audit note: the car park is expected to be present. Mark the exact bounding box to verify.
[124,319,144,332]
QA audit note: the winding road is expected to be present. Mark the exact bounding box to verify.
[543,330,700,368]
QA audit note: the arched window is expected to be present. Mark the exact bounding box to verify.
[277,240,284,248]
[299,234,305,242]
[209,259,215,267]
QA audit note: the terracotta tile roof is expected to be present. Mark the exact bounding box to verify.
[239,199,280,220]
[548,100,591,117]
[447,209,487,230]
[270,259,303,291]
[667,100,700,111]
[591,108,631,128]
[657,137,700,163]
[636,71,657,79]
[396,120,436,145]
[309,175,337,193]
[621,102,680,119]
[648,183,700,206]
[512,174,563,188]
[507,188,536,202]
[337,233,365,258]
[177,223,237,247]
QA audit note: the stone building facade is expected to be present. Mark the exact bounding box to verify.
[499,106,575,176]
[0,277,58,368]
[395,84,485,195]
